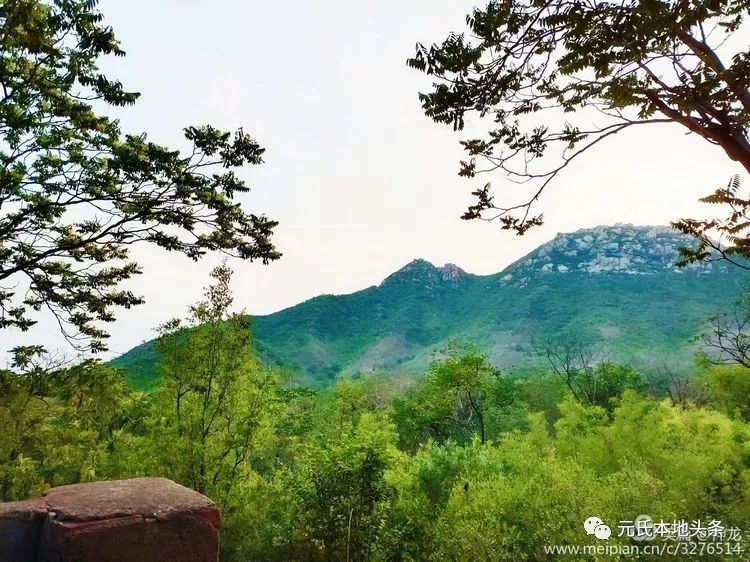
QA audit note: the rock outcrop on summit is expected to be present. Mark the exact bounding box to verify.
[505,224,723,281]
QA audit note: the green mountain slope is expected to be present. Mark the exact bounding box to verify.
[114,225,750,387]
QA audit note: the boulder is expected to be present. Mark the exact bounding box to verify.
[0,497,47,562]
[0,478,220,562]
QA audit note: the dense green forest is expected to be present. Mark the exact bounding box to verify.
[3,265,750,560]
[3,0,750,560]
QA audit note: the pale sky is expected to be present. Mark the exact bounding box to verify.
[2,0,746,360]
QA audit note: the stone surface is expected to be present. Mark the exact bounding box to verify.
[0,498,47,562]
[381,258,468,287]
[505,224,727,282]
[0,478,220,562]
[42,477,217,522]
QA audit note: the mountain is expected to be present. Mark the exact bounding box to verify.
[113,224,750,388]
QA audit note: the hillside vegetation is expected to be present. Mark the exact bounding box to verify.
[114,225,750,388]
[4,266,750,561]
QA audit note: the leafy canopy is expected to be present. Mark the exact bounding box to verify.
[393,343,518,449]
[146,264,280,502]
[3,324,750,559]
[674,174,750,268]
[0,0,279,352]
[408,0,750,234]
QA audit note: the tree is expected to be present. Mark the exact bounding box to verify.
[705,363,750,420]
[393,344,517,448]
[535,336,642,408]
[147,264,279,506]
[0,348,129,500]
[292,412,396,562]
[387,392,750,561]
[699,288,750,368]
[0,347,58,500]
[674,174,750,269]
[644,360,704,406]
[408,0,750,234]
[0,0,279,352]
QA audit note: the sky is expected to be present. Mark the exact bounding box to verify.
[2,0,746,360]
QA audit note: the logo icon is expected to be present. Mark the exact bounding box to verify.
[584,516,612,540]
[633,514,654,542]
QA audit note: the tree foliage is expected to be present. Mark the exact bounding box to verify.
[0,0,279,351]
[408,0,750,234]
[2,325,750,560]
[393,344,518,449]
[698,287,750,368]
[0,352,129,501]
[386,393,750,561]
[674,174,750,269]
[139,264,279,506]
[535,336,643,408]
[706,363,750,420]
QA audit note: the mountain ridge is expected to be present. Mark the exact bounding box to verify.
[370,223,722,288]
[114,224,749,388]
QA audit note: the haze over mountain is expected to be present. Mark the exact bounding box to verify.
[114,225,749,387]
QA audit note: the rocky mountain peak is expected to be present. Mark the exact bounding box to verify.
[381,259,466,286]
[440,263,465,281]
[501,224,726,283]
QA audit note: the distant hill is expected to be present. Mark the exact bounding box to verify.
[113,225,750,388]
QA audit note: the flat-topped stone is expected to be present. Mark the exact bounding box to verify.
[42,477,217,523]
[0,497,48,562]
[0,478,220,562]
[0,496,47,520]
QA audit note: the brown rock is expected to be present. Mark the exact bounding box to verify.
[43,477,217,522]
[0,497,47,562]
[0,478,221,562]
